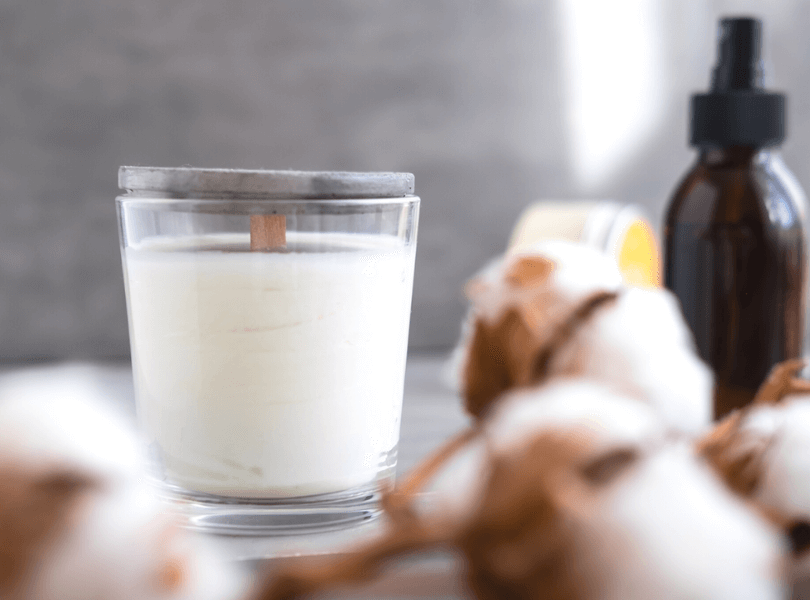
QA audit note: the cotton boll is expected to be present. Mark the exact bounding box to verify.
[703,391,810,528]
[27,481,173,600]
[741,400,810,569]
[460,422,785,600]
[552,288,713,436]
[594,443,785,600]
[699,379,810,584]
[749,402,810,519]
[448,242,623,396]
[457,244,626,418]
[453,242,712,435]
[476,386,782,600]
[0,364,145,482]
[28,481,247,600]
[0,364,248,600]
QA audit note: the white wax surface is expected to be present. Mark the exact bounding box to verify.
[123,232,415,497]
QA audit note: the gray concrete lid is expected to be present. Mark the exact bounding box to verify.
[118,166,415,199]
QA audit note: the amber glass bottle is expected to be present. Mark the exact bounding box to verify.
[665,18,807,419]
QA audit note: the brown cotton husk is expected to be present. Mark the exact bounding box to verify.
[455,242,714,437]
[753,359,810,405]
[462,288,618,419]
[697,411,769,498]
[0,467,96,598]
[457,245,627,420]
[462,305,536,419]
[457,432,610,600]
[460,253,558,418]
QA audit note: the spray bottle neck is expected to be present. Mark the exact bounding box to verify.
[698,145,773,167]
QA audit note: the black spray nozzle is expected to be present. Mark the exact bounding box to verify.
[712,17,764,91]
[690,16,784,147]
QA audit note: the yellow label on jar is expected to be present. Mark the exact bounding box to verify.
[508,201,661,289]
[616,219,661,288]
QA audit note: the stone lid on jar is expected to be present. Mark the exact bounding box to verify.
[118,167,415,199]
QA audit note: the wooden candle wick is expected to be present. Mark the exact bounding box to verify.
[250,215,287,251]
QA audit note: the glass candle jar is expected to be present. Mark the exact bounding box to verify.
[116,167,419,533]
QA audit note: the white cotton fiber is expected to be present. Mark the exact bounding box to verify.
[594,443,785,600]
[0,363,248,600]
[553,287,713,436]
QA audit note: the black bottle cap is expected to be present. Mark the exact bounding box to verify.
[691,17,785,147]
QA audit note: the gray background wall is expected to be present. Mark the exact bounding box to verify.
[2,0,810,360]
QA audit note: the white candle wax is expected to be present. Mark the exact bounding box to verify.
[123,232,415,497]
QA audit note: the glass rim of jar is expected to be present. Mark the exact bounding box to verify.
[115,197,420,217]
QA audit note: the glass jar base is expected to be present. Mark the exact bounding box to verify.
[158,481,383,536]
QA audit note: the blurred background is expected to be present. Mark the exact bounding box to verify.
[2,0,810,361]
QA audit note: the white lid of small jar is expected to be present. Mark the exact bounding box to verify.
[118,167,415,199]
